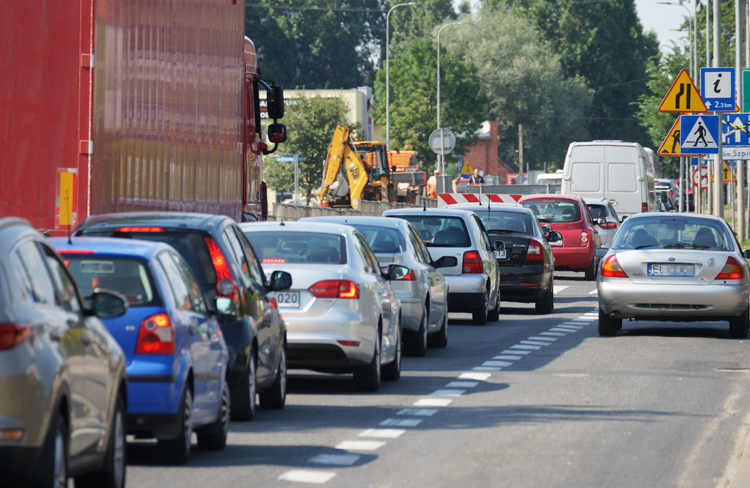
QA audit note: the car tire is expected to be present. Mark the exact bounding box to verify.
[259,344,287,409]
[405,307,428,357]
[729,307,750,339]
[584,257,597,281]
[39,408,67,488]
[75,394,126,488]
[197,378,231,451]
[231,348,257,421]
[353,326,381,392]
[598,308,621,336]
[428,307,449,348]
[472,289,489,325]
[487,294,501,322]
[535,287,554,315]
[157,387,193,465]
[382,317,401,381]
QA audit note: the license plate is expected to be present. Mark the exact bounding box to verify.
[647,264,695,277]
[276,291,300,308]
[494,250,507,259]
[549,240,563,247]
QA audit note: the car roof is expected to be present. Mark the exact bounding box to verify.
[239,221,356,236]
[624,212,726,223]
[569,140,641,147]
[583,197,609,205]
[519,193,582,202]
[450,203,533,215]
[78,211,230,232]
[383,207,478,217]
[298,216,410,229]
[48,236,173,260]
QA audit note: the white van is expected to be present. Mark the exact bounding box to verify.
[561,141,656,218]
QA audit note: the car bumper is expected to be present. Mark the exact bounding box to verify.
[499,265,547,302]
[598,280,750,319]
[125,356,188,416]
[0,446,45,486]
[551,246,593,269]
[444,274,488,312]
[128,413,183,440]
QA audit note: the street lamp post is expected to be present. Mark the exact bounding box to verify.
[437,21,471,175]
[386,2,420,152]
[659,2,697,78]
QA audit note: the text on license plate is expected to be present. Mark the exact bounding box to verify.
[276,291,300,307]
[549,240,563,247]
[494,250,507,259]
[647,264,695,277]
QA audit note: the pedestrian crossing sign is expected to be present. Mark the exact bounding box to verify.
[679,114,720,154]
[659,69,707,113]
[658,117,690,156]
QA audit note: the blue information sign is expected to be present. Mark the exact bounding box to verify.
[701,67,736,111]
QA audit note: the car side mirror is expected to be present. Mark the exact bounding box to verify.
[541,224,552,235]
[743,249,750,259]
[594,247,608,258]
[270,270,292,291]
[215,297,237,324]
[90,289,128,319]
[433,256,458,268]
[387,264,412,280]
[546,231,562,243]
[267,123,287,143]
[621,215,628,222]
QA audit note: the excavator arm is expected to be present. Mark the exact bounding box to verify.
[318,125,370,209]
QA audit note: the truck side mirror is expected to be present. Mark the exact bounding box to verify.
[268,123,287,143]
[267,85,285,120]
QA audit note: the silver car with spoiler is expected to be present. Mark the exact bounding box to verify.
[596,213,750,338]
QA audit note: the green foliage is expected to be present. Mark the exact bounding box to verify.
[372,38,485,170]
[263,96,360,202]
[442,5,592,170]
[387,0,456,55]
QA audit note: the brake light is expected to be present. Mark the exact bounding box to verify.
[598,221,617,230]
[269,297,278,309]
[0,324,32,350]
[669,190,674,196]
[116,227,164,233]
[580,231,589,247]
[526,239,544,261]
[641,202,648,212]
[337,340,361,347]
[309,280,360,299]
[601,255,628,278]
[57,250,95,255]
[462,251,483,273]
[338,280,360,298]
[262,258,286,263]
[716,256,745,280]
[204,236,237,298]
[0,428,24,442]
[135,313,174,354]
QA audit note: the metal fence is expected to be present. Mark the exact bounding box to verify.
[268,196,437,221]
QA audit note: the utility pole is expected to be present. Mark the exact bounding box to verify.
[518,124,524,181]
[713,0,724,218]
[737,0,745,240]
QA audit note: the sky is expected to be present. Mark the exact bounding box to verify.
[635,0,695,52]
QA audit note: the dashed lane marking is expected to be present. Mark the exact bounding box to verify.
[397,408,438,416]
[430,389,465,396]
[278,470,337,484]
[550,328,576,333]
[540,332,567,337]
[460,372,491,380]
[380,418,423,427]
[493,355,523,360]
[558,324,584,329]
[528,336,557,342]
[308,454,360,466]
[446,381,479,388]
[335,440,386,451]
[359,429,405,439]
[589,289,598,294]
[472,366,501,371]
[553,285,569,294]
[482,360,512,367]
[414,398,452,407]
[511,344,541,350]
[501,349,531,355]
[520,340,550,346]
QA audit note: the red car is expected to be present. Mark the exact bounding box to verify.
[518,194,602,280]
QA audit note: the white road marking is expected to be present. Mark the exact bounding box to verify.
[559,324,584,329]
[584,312,598,315]
[493,355,523,360]
[460,372,491,380]
[553,285,569,294]
[483,360,512,367]
[574,317,596,321]
[446,381,479,388]
[397,408,438,416]
[380,418,423,427]
[520,340,550,346]
[550,328,576,333]
[335,440,386,451]
[528,336,557,342]
[511,344,541,350]
[278,470,336,484]
[472,366,501,371]
[308,454,360,466]
[414,398,452,407]
[502,349,531,355]
[359,428,405,439]
[430,389,465,396]
[540,332,567,337]
[589,289,598,294]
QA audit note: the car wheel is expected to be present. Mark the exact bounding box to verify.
[472,289,489,325]
[382,316,401,381]
[39,408,68,488]
[259,343,287,409]
[598,308,621,336]
[353,325,381,392]
[584,256,597,281]
[157,387,193,464]
[197,378,231,451]
[729,307,750,339]
[487,294,500,322]
[231,347,257,421]
[405,306,428,357]
[428,307,449,348]
[535,278,554,315]
[75,394,126,488]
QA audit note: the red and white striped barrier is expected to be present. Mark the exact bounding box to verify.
[437,193,523,208]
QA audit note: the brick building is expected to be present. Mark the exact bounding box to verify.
[463,121,514,182]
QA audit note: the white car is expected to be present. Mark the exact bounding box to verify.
[585,197,620,248]
[239,221,402,391]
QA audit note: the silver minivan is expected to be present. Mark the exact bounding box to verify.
[561,141,657,217]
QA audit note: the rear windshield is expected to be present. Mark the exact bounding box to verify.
[245,232,347,264]
[391,216,471,247]
[64,257,161,307]
[477,212,531,234]
[613,217,733,250]
[521,199,581,223]
[350,225,404,253]
[587,204,608,220]
[80,230,216,287]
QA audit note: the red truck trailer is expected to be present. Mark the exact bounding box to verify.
[0,0,285,234]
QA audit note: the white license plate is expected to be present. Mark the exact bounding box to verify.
[549,240,563,247]
[647,264,695,277]
[276,291,300,308]
[494,250,507,259]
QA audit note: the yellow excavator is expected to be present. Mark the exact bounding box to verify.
[318,125,425,209]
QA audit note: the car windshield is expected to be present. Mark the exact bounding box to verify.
[65,257,160,306]
[477,212,531,234]
[587,204,608,220]
[245,232,347,264]
[392,216,471,247]
[612,217,733,250]
[349,225,403,253]
[521,199,581,223]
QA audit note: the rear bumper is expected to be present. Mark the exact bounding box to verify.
[126,356,187,415]
[551,246,593,269]
[448,292,485,312]
[0,446,45,486]
[499,265,548,302]
[128,413,182,440]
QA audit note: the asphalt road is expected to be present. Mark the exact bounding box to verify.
[125,272,750,488]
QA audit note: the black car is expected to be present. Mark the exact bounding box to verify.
[451,204,559,314]
[75,212,292,420]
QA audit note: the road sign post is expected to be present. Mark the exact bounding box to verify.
[701,67,734,218]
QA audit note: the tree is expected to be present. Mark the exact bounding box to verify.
[442,5,592,169]
[372,38,486,170]
[263,96,360,203]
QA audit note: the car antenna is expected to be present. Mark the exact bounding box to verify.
[279,220,285,226]
[423,201,426,211]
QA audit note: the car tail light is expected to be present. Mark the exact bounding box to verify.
[204,236,237,298]
[0,323,32,350]
[580,231,589,247]
[269,297,278,309]
[601,255,628,278]
[526,239,544,261]
[716,256,745,280]
[309,280,360,299]
[262,258,286,263]
[57,249,96,255]
[135,313,174,354]
[669,190,674,196]
[338,280,360,299]
[116,227,164,233]
[641,202,648,212]
[598,221,617,230]
[392,269,416,280]
[0,428,24,442]
[337,340,361,347]
[462,251,483,273]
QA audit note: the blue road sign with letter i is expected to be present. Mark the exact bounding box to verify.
[701,67,736,111]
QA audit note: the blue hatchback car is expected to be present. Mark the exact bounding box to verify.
[50,237,230,464]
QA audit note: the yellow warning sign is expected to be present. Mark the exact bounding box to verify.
[723,161,732,183]
[659,69,707,113]
[658,117,690,156]
[460,161,474,174]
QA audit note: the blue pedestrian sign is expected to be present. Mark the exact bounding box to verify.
[680,114,720,154]
[700,67,736,111]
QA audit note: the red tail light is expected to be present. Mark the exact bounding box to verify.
[309,280,360,299]
[601,254,628,278]
[0,324,32,350]
[598,221,617,230]
[204,236,237,298]
[641,202,648,212]
[269,297,278,309]
[116,227,164,233]
[57,249,96,255]
[462,251,483,273]
[135,313,174,354]
[338,280,360,299]
[580,231,589,247]
[526,239,544,261]
[716,256,745,280]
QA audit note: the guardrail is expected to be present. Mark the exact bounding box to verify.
[269,196,437,221]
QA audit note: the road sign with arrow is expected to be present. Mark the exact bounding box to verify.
[659,70,707,113]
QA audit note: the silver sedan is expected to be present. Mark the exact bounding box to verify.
[596,213,750,338]
[300,216,455,356]
[238,221,402,391]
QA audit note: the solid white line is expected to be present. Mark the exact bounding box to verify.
[446,381,479,388]
[502,349,531,355]
[589,289,598,294]
[278,470,336,484]
[430,389,465,396]
[397,408,438,416]
[528,336,557,342]
[472,366,501,371]
[308,454,360,466]
[520,340,549,346]
[553,285,569,294]
[335,440,386,451]
[380,418,422,427]
[359,428,405,439]
[460,372,491,380]
[493,354,523,360]
[483,360,513,367]
[414,398,452,407]
[540,332,567,337]
[511,344,541,350]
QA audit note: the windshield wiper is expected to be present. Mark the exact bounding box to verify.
[662,243,712,250]
[635,244,661,250]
